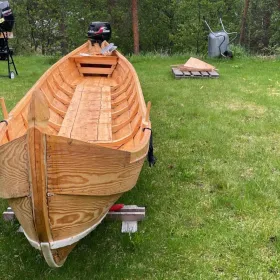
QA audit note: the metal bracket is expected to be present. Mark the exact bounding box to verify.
[3,205,146,233]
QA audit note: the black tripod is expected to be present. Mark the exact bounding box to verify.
[0,28,18,79]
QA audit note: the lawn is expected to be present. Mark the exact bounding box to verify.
[1,54,280,279]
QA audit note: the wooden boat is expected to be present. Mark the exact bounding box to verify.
[0,40,152,267]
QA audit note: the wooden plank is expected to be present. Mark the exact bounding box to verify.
[106,116,141,147]
[201,71,210,77]
[52,75,73,97]
[71,56,118,65]
[98,123,112,141]
[78,67,112,75]
[0,122,8,144]
[99,110,111,124]
[46,135,145,196]
[182,71,191,77]
[172,67,219,79]
[111,76,133,100]
[41,88,66,117]
[0,135,30,198]
[183,57,215,71]
[112,110,138,133]
[27,91,53,243]
[172,68,183,77]
[208,70,220,78]
[48,193,121,241]
[0,98,9,119]
[191,71,202,77]
[60,84,112,142]
[58,85,83,138]
[47,80,70,105]
[8,197,39,242]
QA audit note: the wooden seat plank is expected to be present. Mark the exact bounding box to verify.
[59,84,112,142]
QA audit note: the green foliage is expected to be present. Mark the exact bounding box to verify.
[6,0,280,55]
[230,44,250,58]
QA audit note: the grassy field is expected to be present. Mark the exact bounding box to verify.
[1,54,280,279]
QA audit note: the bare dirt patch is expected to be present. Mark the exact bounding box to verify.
[226,101,267,116]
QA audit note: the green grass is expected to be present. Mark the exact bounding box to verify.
[1,54,280,279]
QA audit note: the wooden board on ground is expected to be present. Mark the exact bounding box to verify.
[171,67,219,79]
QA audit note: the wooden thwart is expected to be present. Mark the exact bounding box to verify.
[171,67,219,79]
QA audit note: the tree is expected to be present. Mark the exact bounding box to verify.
[239,0,250,45]
[131,0,139,54]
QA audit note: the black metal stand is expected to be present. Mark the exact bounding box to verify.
[0,29,18,79]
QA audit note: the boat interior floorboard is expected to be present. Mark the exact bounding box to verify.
[58,78,113,142]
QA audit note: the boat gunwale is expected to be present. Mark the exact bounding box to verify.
[1,41,151,157]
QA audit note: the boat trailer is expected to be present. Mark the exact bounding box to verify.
[3,205,146,234]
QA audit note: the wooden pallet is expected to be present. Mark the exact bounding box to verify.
[172,68,219,79]
[3,205,145,233]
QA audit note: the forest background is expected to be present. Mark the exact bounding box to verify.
[8,0,280,56]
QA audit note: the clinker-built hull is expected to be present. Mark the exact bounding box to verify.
[0,41,151,267]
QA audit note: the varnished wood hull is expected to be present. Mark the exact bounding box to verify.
[0,41,151,267]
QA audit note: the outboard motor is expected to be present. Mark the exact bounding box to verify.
[87,22,111,45]
[204,17,237,58]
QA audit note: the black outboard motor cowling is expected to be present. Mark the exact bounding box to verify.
[87,22,111,44]
[0,1,14,32]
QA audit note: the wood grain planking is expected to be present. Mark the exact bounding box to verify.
[120,137,135,150]
[49,121,62,132]
[27,92,53,242]
[7,115,25,139]
[50,110,63,125]
[111,75,133,99]
[112,100,129,115]
[113,122,131,141]
[48,74,72,102]
[78,66,112,75]
[98,123,112,141]
[112,111,139,133]
[8,197,38,242]
[99,109,111,124]
[41,87,67,118]
[41,84,55,103]
[47,80,70,105]
[52,74,73,97]
[0,135,29,198]
[71,55,118,64]
[60,84,112,142]
[111,116,141,145]
[51,99,67,116]
[45,135,146,196]
[113,110,130,125]
[71,123,98,141]
[28,127,53,242]
[48,194,121,240]
[58,85,83,138]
